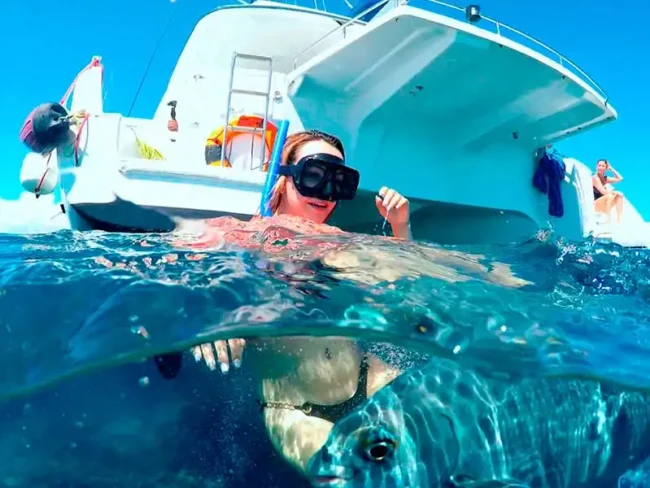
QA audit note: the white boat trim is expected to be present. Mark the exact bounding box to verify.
[290,0,614,118]
[118,160,267,192]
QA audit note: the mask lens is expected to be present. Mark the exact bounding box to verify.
[333,167,358,200]
[292,154,359,201]
[301,161,326,188]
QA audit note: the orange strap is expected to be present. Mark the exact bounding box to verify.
[59,58,103,166]
[34,152,54,194]
[73,114,90,167]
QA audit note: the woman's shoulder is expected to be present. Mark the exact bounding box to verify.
[173,214,346,251]
[263,214,345,235]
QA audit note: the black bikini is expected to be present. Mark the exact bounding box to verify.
[259,355,370,423]
[154,349,371,424]
[593,175,606,200]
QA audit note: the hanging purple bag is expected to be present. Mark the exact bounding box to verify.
[19,102,71,154]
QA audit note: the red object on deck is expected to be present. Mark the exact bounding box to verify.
[167,119,179,132]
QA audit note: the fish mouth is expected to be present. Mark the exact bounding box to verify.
[310,475,350,486]
[309,467,355,486]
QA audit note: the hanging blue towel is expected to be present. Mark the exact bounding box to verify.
[532,148,566,217]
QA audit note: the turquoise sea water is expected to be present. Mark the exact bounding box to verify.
[1,228,649,487]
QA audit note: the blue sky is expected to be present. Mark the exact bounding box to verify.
[1,0,648,224]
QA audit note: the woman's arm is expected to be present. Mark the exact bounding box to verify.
[391,221,412,240]
[376,187,412,241]
[606,165,623,184]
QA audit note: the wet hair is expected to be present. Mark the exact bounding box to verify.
[597,159,609,167]
[264,130,345,215]
[283,130,345,163]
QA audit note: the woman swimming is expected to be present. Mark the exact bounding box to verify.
[151,129,531,471]
[191,129,410,471]
[193,130,410,368]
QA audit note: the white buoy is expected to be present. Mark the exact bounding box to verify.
[20,152,59,196]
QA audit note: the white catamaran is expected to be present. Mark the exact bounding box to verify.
[18,0,649,247]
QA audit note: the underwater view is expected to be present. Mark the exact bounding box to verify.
[1,223,650,487]
[3,0,650,485]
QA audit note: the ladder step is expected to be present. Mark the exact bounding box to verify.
[231,88,269,97]
[222,52,274,170]
[234,53,273,63]
[226,125,265,134]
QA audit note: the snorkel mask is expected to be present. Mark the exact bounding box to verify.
[277,153,360,202]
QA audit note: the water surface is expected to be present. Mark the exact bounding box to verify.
[1,228,649,486]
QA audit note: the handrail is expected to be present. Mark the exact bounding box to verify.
[290,0,609,103]
[479,20,608,102]
[293,0,392,69]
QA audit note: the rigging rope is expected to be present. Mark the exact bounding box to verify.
[127,1,180,117]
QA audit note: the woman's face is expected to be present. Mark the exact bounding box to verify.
[596,160,608,174]
[280,139,342,224]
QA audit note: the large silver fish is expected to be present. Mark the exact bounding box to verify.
[307,358,650,488]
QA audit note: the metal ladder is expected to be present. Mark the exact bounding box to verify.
[221,52,273,170]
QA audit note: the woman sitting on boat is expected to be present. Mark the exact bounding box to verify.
[189,129,410,472]
[593,158,624,223]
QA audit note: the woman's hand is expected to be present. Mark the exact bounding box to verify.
[192,339,246,374]
[375,187,410,225]
[375,186,411,240]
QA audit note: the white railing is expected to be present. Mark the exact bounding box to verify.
[291,0,609,103]
[292,0,391,69]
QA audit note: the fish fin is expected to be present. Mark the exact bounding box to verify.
[449,475,530,488]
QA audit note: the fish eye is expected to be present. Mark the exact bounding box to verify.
[364,439,396,462]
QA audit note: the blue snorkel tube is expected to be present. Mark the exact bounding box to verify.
[260,119,290,217]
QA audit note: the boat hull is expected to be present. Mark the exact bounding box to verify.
[30,2,646,246]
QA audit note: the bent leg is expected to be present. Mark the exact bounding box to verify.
[614,193,624,222]
[594,194,615,223]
